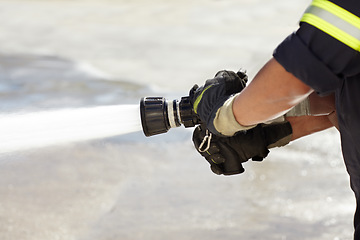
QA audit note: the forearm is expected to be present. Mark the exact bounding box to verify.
[287,91,337,140]
[232,57,338,141]
[287,115,335,141]
[233,58,313,126]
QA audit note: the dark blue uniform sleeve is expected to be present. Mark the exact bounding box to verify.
[273,31,342,95]
[273,16,360,96]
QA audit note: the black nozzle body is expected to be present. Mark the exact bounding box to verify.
[140,96,201,137]
[140,97,174,137]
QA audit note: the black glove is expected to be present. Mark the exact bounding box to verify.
[192,121,293,175]
[189,70,247,136]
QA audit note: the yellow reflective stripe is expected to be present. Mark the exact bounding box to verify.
[300,0,360,51]
[193,85,212,114]
[211,159,218,164]
[301,13,360,51]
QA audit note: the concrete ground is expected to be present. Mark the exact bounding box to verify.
[0,1,355,239]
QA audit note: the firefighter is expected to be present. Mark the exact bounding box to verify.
[191,0,360,238]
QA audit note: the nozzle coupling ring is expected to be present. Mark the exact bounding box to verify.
[140,97,180,137]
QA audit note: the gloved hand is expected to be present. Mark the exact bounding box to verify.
[192,121,293,175]
[189,70,249,136]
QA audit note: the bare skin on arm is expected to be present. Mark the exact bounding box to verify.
[308,92,339,130]
[233,58,313,126]
[309,92,335,116]
[232,57,338,141]
[287,115,334,141]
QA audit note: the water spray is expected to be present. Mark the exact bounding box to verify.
[140,96,201,137]
[0,105,142,155]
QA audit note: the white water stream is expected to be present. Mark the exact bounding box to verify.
[0,105,141,154]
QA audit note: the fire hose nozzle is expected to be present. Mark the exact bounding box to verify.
[140,96,201,137]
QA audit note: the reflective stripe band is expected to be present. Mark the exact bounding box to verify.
[300,0,360,51]
[193,85,212,114]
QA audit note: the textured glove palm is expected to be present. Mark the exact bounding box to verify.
[192,122,292,175]
[190,70,247,136]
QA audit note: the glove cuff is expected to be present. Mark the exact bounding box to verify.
[263,121,293,148]
[213,93,256,136]
[285,96,311,116]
